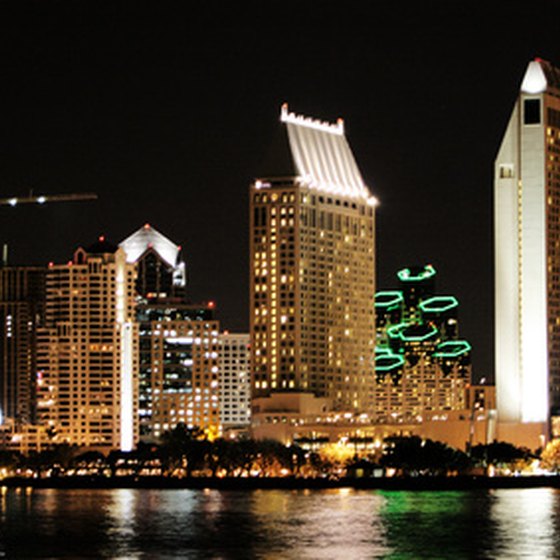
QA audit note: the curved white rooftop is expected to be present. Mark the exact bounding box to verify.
[280,104,376,204]
[120,224,181,268]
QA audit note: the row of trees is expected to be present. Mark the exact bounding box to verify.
[1,424,557,479]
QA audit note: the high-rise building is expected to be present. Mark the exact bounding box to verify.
[250,105,376,418]
[36,239,138,451]
[218,332,250,430]
[374,265,470,423]
[143,313,220,439]
[0,267,45,425]
[120,224,221,439]
[495,58,560,435]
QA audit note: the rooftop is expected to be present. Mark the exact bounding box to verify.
[257,104,376,204]
[120,224,182,268]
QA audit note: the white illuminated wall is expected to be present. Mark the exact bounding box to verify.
[116,251,137,452]
[495,60,549,424]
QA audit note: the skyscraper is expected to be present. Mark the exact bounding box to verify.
[120,224,221,439]
[495,58,560,435]
[0,267,45,424]
[36,239,138,451]
[250,105,376,418]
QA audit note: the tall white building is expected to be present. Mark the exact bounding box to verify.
[495,58,560,436]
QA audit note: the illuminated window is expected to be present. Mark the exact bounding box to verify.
[499,164,514,179]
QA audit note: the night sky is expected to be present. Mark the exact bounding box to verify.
[1,1,559,381]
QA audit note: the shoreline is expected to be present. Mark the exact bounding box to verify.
[2,475,560,491]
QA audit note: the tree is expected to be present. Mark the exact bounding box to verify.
[540,439,560,473]
[71,450,107,476]
[318,442,355,474]
[0,450,21,473]
[381,436,471,476]
[470,441,532,470]
[160,423,207,476]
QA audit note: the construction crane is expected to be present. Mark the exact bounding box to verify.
[0,189,98,266]
[0,191,97,206]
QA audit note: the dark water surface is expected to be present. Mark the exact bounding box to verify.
[1,487,560,559]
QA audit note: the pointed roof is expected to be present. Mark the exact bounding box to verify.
[521,58,560,94]
[119,224,181,268]
[257,104,376,204]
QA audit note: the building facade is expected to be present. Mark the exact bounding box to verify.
[219,332,250,430]
[120,224,221,439]
[144,314,220,439]
[374,265,471,423]
[0,267,45,425]
[495,58,560,434]
[36,239,138,451]
[251,105,376,420]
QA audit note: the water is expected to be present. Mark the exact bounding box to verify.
[1,487,560,559]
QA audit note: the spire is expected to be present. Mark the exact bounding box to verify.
[521,59,548,94]
[521,58,560,94]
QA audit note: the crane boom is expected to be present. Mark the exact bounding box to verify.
[0,192,98,206]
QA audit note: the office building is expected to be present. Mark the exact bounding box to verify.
[219,332,250,430]
[0,267,45,425]
[251,104,376,424]
[36,238,138,451]
[143,314,220,439]
[120,224,220,439]
[495,58,560,439]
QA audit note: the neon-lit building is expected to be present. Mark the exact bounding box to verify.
[120,224,221,439]
[36,239,138,451]
[374,265,470,423]
[251,104,376,425]
[495,59,560,436]
[0,267,45,425]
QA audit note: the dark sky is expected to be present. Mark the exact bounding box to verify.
[1,1,559,380]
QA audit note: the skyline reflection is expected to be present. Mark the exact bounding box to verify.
[0,487,559,558]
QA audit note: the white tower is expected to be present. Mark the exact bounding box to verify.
[495,59,560,431]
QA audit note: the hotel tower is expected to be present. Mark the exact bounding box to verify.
[495,59,560,436]
[250,105,376,419]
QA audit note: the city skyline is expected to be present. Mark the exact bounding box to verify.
[1,2,560,381]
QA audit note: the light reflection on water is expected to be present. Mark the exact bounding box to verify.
[0,487,559,558]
